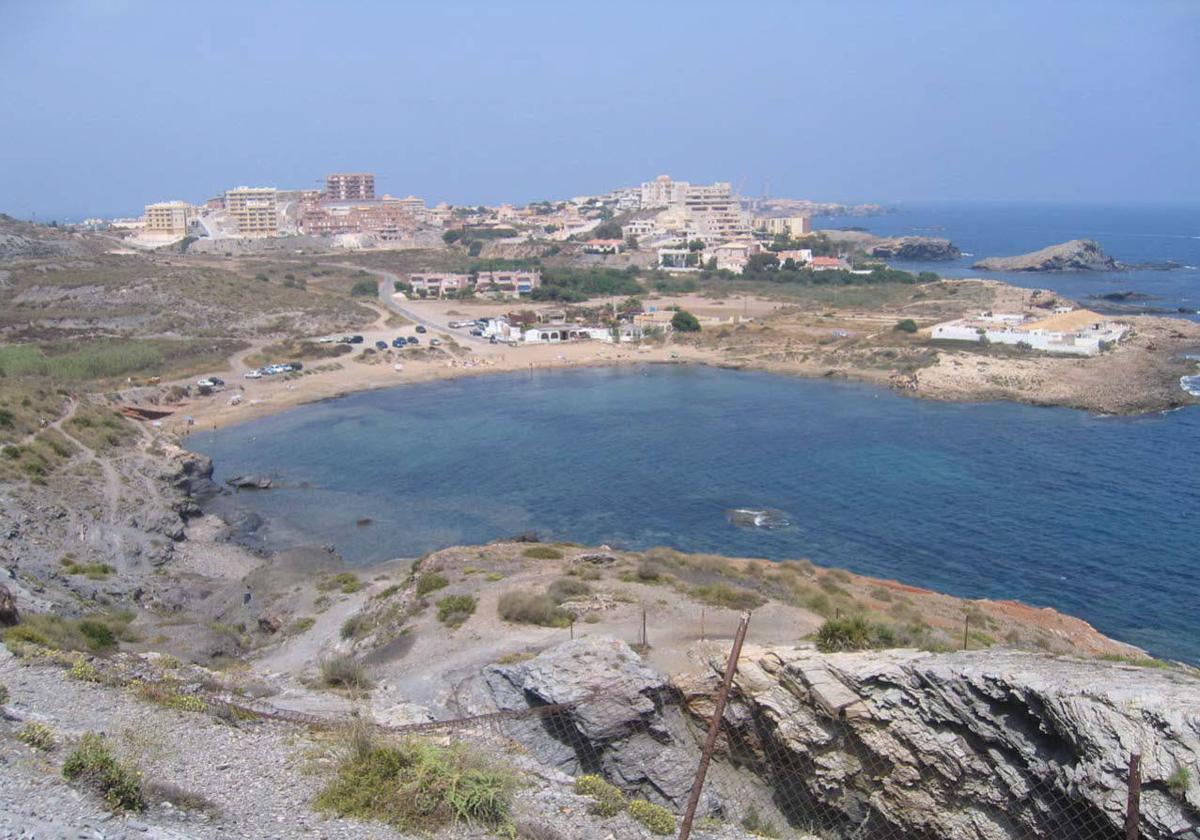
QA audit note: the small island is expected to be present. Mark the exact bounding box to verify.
[973,239,1118,272]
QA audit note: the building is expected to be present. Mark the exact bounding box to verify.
[225,187,279,236]
[639,174,691,208]
[473,270,541,298]
[143,201,191,237]
[710,239,761,273]
[583,239,623,255]
[759,216,812,238]
[408,273,472,297]
[775,248,813,266]
[929,309,1127,356]
[523,324,613,343]
[810,256,850,271]
[325,173,375,202]
[621,219,657,241]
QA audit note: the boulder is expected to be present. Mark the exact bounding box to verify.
[973,239,1120,272]
[256,612,282,634]
[0,583,17,626]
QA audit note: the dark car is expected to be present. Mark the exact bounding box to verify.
[209,376,225,386]
[375,340,388,350]
[287,361,303,371]
[415,325,427,334]
[406,336,418,345]
[349,335,364,344]
[470,329,484,337]
[392,337,406,348]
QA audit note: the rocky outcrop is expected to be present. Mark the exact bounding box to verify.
[685,646,1200,840]
[869,236,961,261]
[480,637,712,812]
[225,474,272,490]
[973,239,1119,272]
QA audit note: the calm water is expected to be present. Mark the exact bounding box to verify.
[190,367,1200,664]
[814,202,1200,321]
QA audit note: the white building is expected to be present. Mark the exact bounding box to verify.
[758,216,812,238]
[523,324,613,343]
[929,309,1127,356]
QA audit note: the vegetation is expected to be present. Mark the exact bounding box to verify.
[575,774,626,817]
[741,804,782,838]
[1167,765,1191,798]
[436,594,477,628]
[627,799,675,835]
[62,733,146,812]
[689,583,765,611]
[522,545,563,560]
[530,267,643,302]
[18,721,57,751]
[547,576,590,603]
[2,610,134,654]
[416,572,449,596]
[0,683,8,705]
[894,318,919,333]
[315,736,515,833]
[317,572,364,594]
[815,616,898,652]
[0,338,238,383]
[497,591,571,628]
[670,309,701,332]
[318,653,374,690]
[349,278,377,297]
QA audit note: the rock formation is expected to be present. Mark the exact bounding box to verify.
[869,236,961,261]
[0,583,17,626]
[685,646,1200,840]
[973,239,1119,272]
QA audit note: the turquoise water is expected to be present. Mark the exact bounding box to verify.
[190,366,1200,664]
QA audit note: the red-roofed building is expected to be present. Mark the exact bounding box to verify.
[810,256,850,271]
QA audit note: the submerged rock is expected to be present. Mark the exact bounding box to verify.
[225,474,272,490]
[973,239,1119,272]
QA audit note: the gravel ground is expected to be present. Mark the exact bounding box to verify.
[0,648,773,840]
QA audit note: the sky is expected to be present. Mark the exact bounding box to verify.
[1,0,1197,219]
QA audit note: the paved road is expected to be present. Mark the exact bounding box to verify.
[360,266,494,348]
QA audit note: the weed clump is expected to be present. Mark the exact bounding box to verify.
[815,616,898,653]
[315,737,515,832]
[62,733,145,812]
[416,572,449,597]
[18,722,57,751]
[318,653,373,690]
[522,546,562,560]
[574,774,626,817]
[318,572,364,594]
[689,583,765,611]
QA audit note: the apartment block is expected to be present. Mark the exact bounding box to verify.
[760,215,812,238]
[143,201,191,236]
[325,172,375,201]
[225,187,279,236]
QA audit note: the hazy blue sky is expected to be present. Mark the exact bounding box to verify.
[1,0,1197,218]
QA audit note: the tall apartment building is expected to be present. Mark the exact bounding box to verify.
[225,187,279,236]
[680,182,749,241]
[760,215,812,238]
[639,174,690,208]
[325,172,375,201]
[143,201,191,236]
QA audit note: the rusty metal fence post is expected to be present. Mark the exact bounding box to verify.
[1125,752,1141,840]
[677,611,751,840]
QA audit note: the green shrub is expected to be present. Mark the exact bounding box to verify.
[69,658,101,682]
[894,318,919,333]
[78,620,117,651]
[416,572,449,597]
[289,616,316,635]
[374,584,401,600]
[0,683,8,704]
[670,310,701,332]
[741,804,781,838]
[628,799,675,835]
[575,774,626,817]
[340,614,366,641]
[522,546,563,560]
[3,611,132,654]
[315,738,515,832]
[1167,765,1191,798]
[318,654,373,690]
[62,733,145,812]
[4,625,50,648]
[636,560,664,582]
[689,583,765,611]
[436,595,477,628]
[815,616,899,653]
[350,279,377,297]
[497,592,571,628]
[18,721,57,751]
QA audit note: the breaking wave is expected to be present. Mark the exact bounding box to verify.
[726,507,792,530]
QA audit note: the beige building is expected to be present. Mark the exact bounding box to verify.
[225,187,279,236]
[325,173,375,201]
[143,201,191,236]
[760,215,812,238]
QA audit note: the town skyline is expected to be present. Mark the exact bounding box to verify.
[3,0,1198,219]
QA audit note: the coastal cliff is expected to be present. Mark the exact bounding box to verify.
[973,239,1119,272]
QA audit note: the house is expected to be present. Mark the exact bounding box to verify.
[774,248,813,266]
[710,239,761,274]
[929,309,1127,356]
[658,247,695,270]
[633,310,677,331]
[523,324,612,343]
[473,270,541,298]
[408,273,472,297]
[583,239,623,255]
[810,256,850,271]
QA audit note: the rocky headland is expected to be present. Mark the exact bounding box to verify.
[973,239,1120,272]
[868,235,961,261]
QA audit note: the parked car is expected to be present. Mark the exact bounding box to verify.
[375,340,388,350]
[197,377,222,388]
[449,320,473,329]
[284,362,302,372]
[392,337,406,348]
[489,336,499,344]
[430,338,441,347]
[317,336,337,343]
[415,325,427,334]
[406,336,418,345]
[244,369,263,380]
[470,329,484,337]
[210,376,225,386]
[349,335,364,344]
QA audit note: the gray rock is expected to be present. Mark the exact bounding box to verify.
[0,582,17,626]
[224,475,271,490]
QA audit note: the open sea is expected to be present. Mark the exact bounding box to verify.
[189,204,1200,664]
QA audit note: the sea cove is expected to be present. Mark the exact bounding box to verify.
[191,365,1200,664]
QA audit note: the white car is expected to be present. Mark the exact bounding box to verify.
[244,369,263,380]
[317,336,337,343]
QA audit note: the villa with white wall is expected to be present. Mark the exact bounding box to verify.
[929,309,1127,356]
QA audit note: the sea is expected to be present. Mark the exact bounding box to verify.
[189,203,1200,664]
